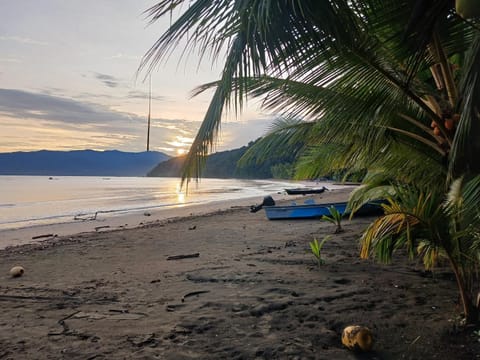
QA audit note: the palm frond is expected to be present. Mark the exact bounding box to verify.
[360,187,446,265]
[348,172,395,214]
[446,175,480,231]
[450,32,480,178]
[417,240,445,269]
[142,0,478,191]
[238,117,309,167]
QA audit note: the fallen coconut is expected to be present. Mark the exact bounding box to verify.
[342,325,373,352]
[9,266,25,278]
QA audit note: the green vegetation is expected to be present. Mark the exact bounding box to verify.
[361,179,480,324]
[321,206,344,234]
[141,1,480,324]
[147,140,296,179]
[269,163,295,180]
[309,236,330,268]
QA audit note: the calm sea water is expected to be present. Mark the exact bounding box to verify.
[0,176,304,230]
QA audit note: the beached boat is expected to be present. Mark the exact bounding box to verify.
[264,201,346,220]
[263,201,384,220]
[285,186,327,195]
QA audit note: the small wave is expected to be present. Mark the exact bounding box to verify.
[193,188,244,194]
[0,203,15,208]
[0,213,75,230]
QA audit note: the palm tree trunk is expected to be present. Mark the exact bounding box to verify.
[431,32,457,108]
[447,256,478,324]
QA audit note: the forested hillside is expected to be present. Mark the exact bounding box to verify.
[147,141,295,179]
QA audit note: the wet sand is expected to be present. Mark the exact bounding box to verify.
[0,188,478,359]
[0,191,309,250]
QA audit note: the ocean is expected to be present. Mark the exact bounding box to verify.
[0,176,306,231]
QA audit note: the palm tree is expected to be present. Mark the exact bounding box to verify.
[361,177,480,324]
[140,0,478,183]
[140,0,367,182]
[140,0,480,322]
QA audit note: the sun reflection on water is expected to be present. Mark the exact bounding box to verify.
[176,184,185,203]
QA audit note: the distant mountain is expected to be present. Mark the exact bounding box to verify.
[0,150,170,176]
[147,142,295,179]
[147,147,257,178]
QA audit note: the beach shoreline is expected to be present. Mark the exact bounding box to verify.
[0,191,301,250]
[0,184,356,251]
[0,177,351,250]
[0,187,478,359]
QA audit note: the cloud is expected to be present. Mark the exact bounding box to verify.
[88,75,169,103]
[127,90,165,101]
[0,88,199,154]
[0,35,48,46]
[0,57,22,63]
[93,72,123,88]
[0,118,132,151]
[108,53,140,61]
[216,117,272,151]
[0,88,136,125]
[0,88,272,154]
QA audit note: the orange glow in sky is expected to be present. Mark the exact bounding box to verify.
[0,1,272,156]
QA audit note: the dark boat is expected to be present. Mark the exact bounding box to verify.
[285,186,327,195]
[264,200,384,220]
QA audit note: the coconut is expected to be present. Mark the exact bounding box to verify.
[445,119,454,130]
[9,266,25,278]
[456,0,480,19]
[342,325,373,352]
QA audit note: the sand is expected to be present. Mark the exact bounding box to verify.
[0,188,478,359]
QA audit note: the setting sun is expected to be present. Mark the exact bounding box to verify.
[176,148,187,155]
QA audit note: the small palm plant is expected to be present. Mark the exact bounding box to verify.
[322,206,344,233]
[309,236,330,268]
[360,177,480,324]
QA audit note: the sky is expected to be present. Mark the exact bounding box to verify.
[0,1,274,156]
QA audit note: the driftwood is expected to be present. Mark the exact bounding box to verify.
[183,290,210,299]
[94,225,110,232]
[31,233,55,240]
[166,253,200,261]
[74,210,116,221]
[74,212,100,221]
[181,290,210,302]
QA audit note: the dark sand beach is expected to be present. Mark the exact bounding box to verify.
[1,188,479,359]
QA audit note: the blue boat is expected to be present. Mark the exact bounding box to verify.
[263,201,384,220]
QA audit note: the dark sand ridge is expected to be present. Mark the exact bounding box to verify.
[0,188,479,359]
